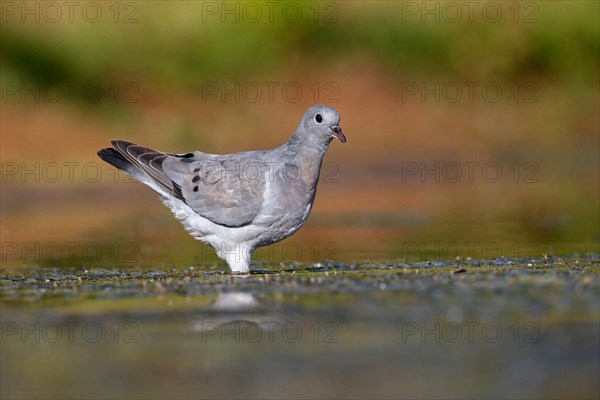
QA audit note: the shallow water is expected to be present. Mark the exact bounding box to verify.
[1,256,598,399]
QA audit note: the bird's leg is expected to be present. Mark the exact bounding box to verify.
[220,243,252,273]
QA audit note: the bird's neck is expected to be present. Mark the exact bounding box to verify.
[282,132,330,191]
[285,131,330,165]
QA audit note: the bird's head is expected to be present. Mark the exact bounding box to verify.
[298,105,346,145]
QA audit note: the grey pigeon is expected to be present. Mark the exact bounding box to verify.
[98,105,346,273]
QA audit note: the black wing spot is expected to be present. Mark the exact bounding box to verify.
[193,167,201,172]
[182,153,194,158]
[193,186,199,192]
[192,175,200,183]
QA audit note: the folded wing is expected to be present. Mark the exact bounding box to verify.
[100,140,266,228]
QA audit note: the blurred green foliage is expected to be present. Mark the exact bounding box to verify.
[1,1,598,89]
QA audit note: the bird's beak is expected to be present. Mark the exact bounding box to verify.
[330,126,346,143]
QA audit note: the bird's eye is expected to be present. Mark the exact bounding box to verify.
[315,114,323,123]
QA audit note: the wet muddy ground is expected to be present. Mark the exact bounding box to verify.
[1,255,598,399]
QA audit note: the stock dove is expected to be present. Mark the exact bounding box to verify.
[98,105,346,272]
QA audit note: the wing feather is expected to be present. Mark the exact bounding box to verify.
[108,140,267,228]
[163,155,267,227]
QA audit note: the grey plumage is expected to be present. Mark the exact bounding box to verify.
[98,105,346,272]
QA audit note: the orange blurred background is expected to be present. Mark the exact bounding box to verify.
[1,1,598,268]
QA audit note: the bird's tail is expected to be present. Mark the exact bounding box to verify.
[97,148,133,173]
[97,140,183,199]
